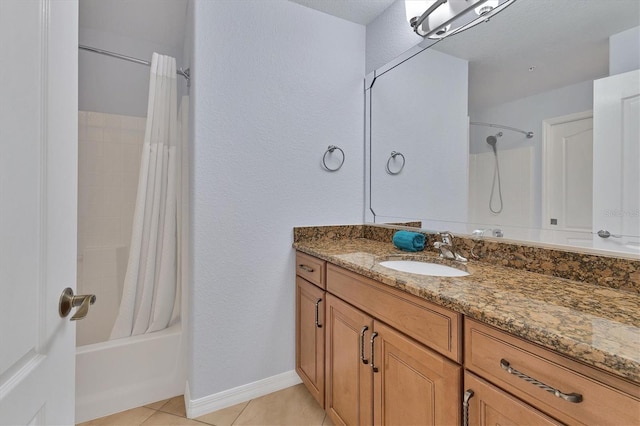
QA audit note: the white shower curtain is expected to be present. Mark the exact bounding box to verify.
[110,53,187,339]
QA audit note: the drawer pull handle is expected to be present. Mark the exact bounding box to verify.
[360,326,369,364]
[500,359,583,403]
[370,332,379,373]
[298,264,314,273]
[314,299,322,328]
[463,389,474,426]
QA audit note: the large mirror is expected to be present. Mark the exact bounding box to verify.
[366,0,640,257]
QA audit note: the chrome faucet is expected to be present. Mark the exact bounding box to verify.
[433,232,467,262]
[472,228,504,238]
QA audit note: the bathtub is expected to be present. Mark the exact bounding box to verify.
[75,322,186,423]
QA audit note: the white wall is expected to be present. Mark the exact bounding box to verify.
[189,0,365,400]
[610,26,640,76]
[368,48,469,224]
[79,27,187,117]
[366,0,421,74]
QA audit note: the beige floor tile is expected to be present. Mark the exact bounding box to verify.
[233,384,325,426]
[76,406,156,426]
[145,398,171,410]
[158,396,187,417]
[140,411,203,426]
[194,401,249,426]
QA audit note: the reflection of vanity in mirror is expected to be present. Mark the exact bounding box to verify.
[365,0,640,257]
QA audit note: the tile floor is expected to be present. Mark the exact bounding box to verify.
[77,384,333,426]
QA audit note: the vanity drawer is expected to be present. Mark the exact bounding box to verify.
[327,264,461,362]
[465,319,640,426]
[296,251,326,289]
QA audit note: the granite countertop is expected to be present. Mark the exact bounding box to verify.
[293,237,640,384]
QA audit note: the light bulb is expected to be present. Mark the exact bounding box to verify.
[405,0,430,24]
[475,0,499,16]
[426,1,455,37]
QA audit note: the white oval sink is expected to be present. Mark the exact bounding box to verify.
[379,260,469,277]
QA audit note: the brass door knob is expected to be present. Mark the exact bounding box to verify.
[59,287,96,321]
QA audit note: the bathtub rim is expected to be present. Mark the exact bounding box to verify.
[75,321,186,423]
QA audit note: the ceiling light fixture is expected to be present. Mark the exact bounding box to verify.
[406,0,514,39]
[475,0,499,16]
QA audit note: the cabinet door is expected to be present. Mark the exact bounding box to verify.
[325,294,374,426]
[373,321,461,426]
[296,277,325,407]
[464,372,562,426]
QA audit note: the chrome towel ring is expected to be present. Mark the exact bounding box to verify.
[386,151,405,175]
[322,145,345,172]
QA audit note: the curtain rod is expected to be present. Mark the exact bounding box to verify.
[79,44,190,82]
[470,121,533,138]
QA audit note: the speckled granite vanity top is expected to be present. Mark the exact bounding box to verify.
[293,236,640,384]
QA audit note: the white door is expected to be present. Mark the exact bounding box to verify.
[593,70,640,255]
[542,112,593,243]
[0,1,78,425]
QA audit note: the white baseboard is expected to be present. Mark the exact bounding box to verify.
[185,370,302,419]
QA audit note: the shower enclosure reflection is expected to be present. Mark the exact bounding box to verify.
[366,0,640,256]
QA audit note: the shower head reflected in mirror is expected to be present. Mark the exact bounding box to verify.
[486,132,503,214]
[486,132,502,153]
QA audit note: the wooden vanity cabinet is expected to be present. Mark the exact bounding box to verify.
[324,293,373,425]
[296,251,326,288]
[373,321,461,426]
[295,252,326,408]
[464,319,640,426]
[464,371,562,426]
[296,252,640,425]
[324,264,462,426]
[326,264,462,362]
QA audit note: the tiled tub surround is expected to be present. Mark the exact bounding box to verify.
[77,111,146,345]
[292,225,640,384]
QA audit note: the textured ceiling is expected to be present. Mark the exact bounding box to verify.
[287,0,395,25]
[430,0,640,109]
[78,0,639,110]
[78,0,390,47]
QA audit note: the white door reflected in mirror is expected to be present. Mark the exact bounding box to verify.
[542,111,593,248]
[593,70,640,254]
